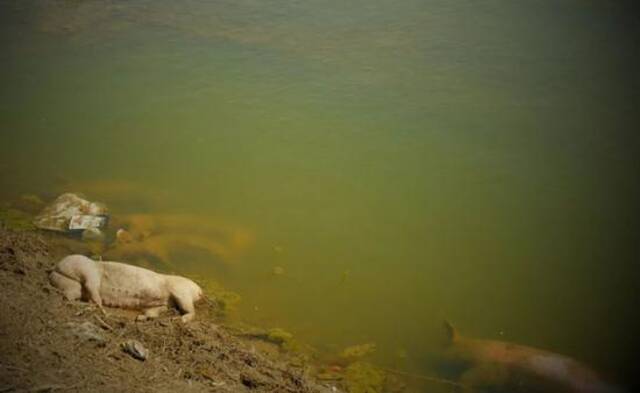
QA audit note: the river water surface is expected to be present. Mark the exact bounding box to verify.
[1,1,638,391]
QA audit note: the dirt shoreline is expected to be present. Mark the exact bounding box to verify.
[0,229,339,393]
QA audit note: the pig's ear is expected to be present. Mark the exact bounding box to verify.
[443,320,458,343]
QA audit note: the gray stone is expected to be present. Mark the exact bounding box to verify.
[121,339,148,361]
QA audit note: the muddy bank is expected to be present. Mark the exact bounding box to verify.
[0,229,339,393]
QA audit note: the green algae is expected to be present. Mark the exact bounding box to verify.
[193,278,242,318]
[266,327,301,351]
[344,362,386,393]
[225,323,300,351]
[340,343,377,361]
[266,327,294,345]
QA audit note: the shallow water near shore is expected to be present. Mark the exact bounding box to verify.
[1,1,639,390]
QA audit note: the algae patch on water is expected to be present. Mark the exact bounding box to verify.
[226,322,301,352]
[344,362,386,393]
[198,278,242,317]
[340,343,377,361]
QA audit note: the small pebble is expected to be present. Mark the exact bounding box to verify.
[116,228,133,244]
[121,340,148,361]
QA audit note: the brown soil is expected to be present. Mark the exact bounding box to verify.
[0,229,338,393]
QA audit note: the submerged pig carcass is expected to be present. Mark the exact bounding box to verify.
[49,254,204,322]
[440,321,623,393]
[103,213,254,268]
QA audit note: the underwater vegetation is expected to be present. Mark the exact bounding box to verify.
[264,327,295,347]
[227,323,300,352]
[344,362,386,393]
[197,278,243,318]
[340,343,377,362]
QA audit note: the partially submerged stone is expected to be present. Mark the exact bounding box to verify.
[115,228,133,244]
[34,193,108,233]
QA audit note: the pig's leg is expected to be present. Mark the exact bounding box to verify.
[172,292,196,323]
[49,271,82,300]
[81,266,105,314]
[136,306,168,321]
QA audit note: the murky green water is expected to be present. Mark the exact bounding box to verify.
[1,0,639,390]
